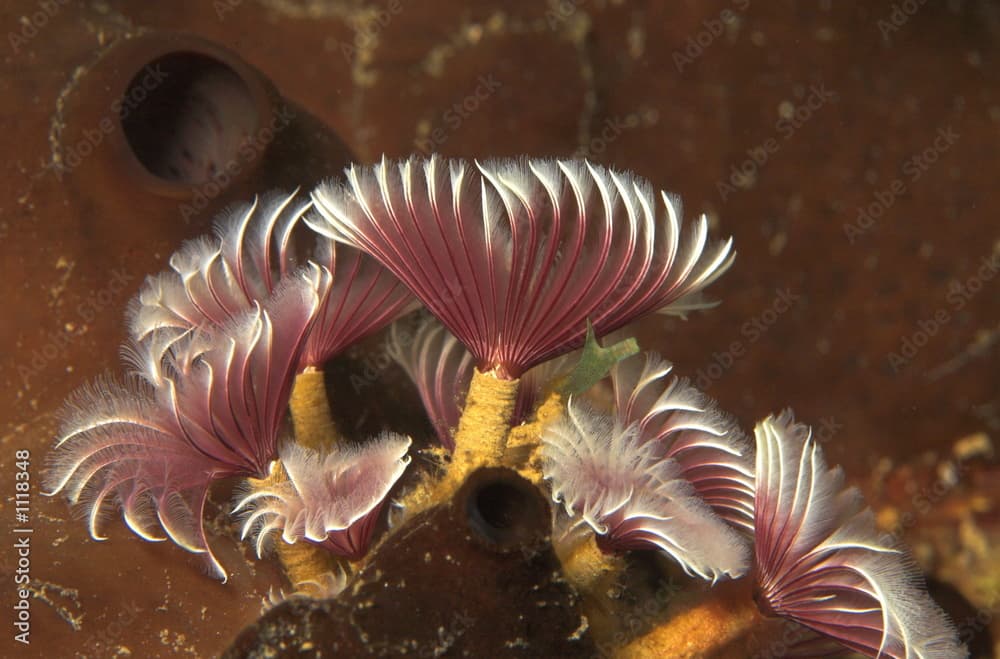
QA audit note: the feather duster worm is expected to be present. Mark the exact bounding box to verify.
[45,273,324,579]
[610,352,755,531]
[541,398,749,582]
[130,189,416,371]
[234,434,411,561]
[132,188,415,457]
[310,155,734,380]
[311,155,734,486]
[752,412,966,658]
[614,410,967,658]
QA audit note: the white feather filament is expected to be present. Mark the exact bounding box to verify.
[129,189,414,376]
[310,154,735,378]
[45,272,324,580]
[235,434,412,560]
[753,412,965,659]
[611,352,756,532]
[542,399,750,582]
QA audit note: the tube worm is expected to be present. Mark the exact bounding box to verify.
[541,398,749,588]
[45,273,323,579]
[310,155,735,488]
[751,412,966,658]
[234,434,411,586]
[130,189,416,448]
[616,412,966,658]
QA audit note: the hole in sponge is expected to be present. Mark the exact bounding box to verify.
[120,52,259,185]
[463,467,548,553]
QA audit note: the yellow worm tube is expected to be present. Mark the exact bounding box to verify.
[553,532,629,646]
[441,369,520,490]
[504,388,564,483]
[247,464,350,592]
[262,368,342,588]
[556,531,623,595]
[615,581,760,659]
[288,367,338,450]
[397,370,520,518]
[276,538,342,592]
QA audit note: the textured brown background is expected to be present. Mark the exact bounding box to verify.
[1,1,997,657]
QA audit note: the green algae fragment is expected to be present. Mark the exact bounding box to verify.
[559,322,639,396]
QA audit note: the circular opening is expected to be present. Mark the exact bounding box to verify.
[463,468,547,552]
[119,52,260,185]
[475,482,526,531]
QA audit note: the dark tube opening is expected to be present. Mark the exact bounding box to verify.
[119,52,259,185]
[463,467,548,553]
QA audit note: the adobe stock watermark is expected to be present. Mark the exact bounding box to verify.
[717,82,836,202]
[214,0,245,20]
[350,278,467,395]
[80,601,143,656]
[414,74,502,155]
[886,247,998,373]
[16,262,135,389]
[753,616,829,659]
[337,0,405,63]
[178,103,296,224]
[955,586,1000,655]
[572,108,659,159]
[672,0,751,73]
[877,432,992,550]
[7,0,71,54]
[693,287,801,391]
[843,126,959,244]
[877,0,930,41]
[349,323,420,395]
[12,449,32,645]
[47,63,170,182]
[593,577,683,658]
[545,0,590,31]
[810,415,844,446]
